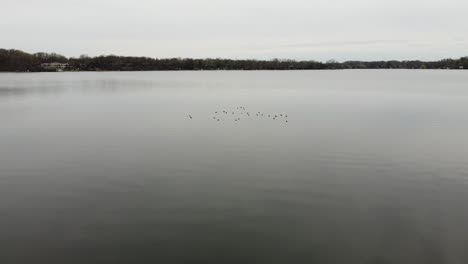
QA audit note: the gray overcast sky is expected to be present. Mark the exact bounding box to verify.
[2,0,467,61]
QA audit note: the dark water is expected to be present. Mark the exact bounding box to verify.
[1,71,468,264]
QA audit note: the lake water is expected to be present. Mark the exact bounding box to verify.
[1,70,468,264]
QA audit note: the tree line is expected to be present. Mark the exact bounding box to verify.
[1,48,467,72]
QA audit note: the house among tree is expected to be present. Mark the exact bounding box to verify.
[40,62,69,71]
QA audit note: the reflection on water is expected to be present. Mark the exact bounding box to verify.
[1,71,468,264]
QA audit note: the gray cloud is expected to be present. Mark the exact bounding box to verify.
[1,0,467,60]
[245,40,410,50]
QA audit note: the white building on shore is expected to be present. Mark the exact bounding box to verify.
[40,62,69,71]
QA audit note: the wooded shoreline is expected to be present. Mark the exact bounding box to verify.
[1,48,467,72]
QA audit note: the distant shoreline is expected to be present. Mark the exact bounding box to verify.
[1,69,468,74]
[1,48,467,72]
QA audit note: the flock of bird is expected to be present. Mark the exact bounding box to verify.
[188,106,289,123]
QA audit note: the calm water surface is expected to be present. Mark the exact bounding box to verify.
[1,71,468,264]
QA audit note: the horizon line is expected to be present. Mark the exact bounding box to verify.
[2,48,468,64]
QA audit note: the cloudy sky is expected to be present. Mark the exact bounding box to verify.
[2,0,467,61]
